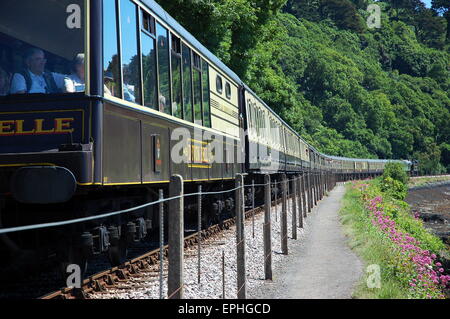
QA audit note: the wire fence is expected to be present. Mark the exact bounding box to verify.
[0,185,244,235]
[0,177,309,235]
[1,172,337,299]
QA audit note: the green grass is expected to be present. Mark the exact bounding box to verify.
[339,185,409,299]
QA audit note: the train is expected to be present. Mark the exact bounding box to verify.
[0,0,411,275]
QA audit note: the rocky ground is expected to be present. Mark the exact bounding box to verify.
[406,181,450,246]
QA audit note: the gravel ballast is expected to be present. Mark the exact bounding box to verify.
[89,184,361,299]
[89,193,307,299]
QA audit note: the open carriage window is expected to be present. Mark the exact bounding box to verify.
[171,34,182,119]
[120,0,141,104]
[0,0,85,97]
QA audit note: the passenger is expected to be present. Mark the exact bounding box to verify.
[0,67,10,96]
[159,94,166,113]
[64,53,85,93]
[123,84,136,103]
[10,48,65,94]
[104,72,114,96]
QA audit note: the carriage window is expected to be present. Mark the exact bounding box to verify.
[182,44,193,122]
[216,75,223,94]
[260,109,263,136]
[171,34,182,119]
[257,108,261,136]
[252,104,257,134]
[120,0,140,104]
[260,110,264,138]
[225,82,231,99]
[253,105,257,135]
[141,10,155,34]
[202,60,211,128]
[0,0,85,96]
[193,70,202,125]
[156,22,171,114]
[141,31,157,110]
[193,52,202,125]
[247,101,253,131]
[103,0,121,98]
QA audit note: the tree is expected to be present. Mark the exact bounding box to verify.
[415,9,447,49]
[414,143,446,175]
[440,143,450,172]
[319,0,365,33]
[157,1,450,170]
[284,0,321,21]
[432,0,450,41]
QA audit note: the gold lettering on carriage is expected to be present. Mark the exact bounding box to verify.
[0,118,75,136]
[191,143,212,164]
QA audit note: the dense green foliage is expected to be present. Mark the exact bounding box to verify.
[380,162,409,199]
[380,176,408,199]
[382,162,409,184]
[156,0,450,172]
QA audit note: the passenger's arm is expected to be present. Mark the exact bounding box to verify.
[52,72,66,90]
[10,73,26,94]
[104,85,112,96]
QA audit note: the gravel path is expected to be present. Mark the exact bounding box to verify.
[89,183,361,299]
[250,184,363,299]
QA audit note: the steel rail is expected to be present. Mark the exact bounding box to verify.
[39,195,289,299]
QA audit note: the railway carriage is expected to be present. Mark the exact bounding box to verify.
[0,0,413,274]
[0,0,244,269]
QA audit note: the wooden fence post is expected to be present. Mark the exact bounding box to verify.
[297,175,303,228]
[168,175,184,299]
[292,177,297,239]
[281,174,288,255]
[264,174,272,280]
[235,174,246,299]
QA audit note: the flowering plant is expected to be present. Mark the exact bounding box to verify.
[354,182,449,299]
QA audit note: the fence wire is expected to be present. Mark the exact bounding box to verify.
[0,177,302,235]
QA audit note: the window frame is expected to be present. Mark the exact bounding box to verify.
[181,42,193,122]
[170,32,183,119]
[201,58,211,128]
[119,0,142,105]
[104,1,225,130]
[103,0,123,99]
[0,0,88,98]
[156,21,172,115]
[225,82,231,99]
[139,8,158,110]
[141,9,156,35]
[192,51,202,126]
[216,75,223,94]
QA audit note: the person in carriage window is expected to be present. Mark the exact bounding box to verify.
[64,53,85,93]
[10,47,65,94]
[0,67,10,96]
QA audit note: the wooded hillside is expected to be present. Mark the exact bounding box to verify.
[157,0,450,173]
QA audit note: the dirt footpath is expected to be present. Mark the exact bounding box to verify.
[250,184,363,299]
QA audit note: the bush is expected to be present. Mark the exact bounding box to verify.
[380,176,408,200]
[382,162,409,185]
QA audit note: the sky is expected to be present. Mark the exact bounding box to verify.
[421,0,432,8]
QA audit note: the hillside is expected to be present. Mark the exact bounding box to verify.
[156,0,450,173]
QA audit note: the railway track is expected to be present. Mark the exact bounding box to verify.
[39,198,281,299]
